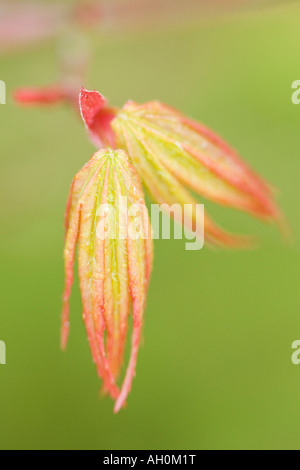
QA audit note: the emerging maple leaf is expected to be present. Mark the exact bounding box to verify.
[62,148,153,413]
[80,89,282,247]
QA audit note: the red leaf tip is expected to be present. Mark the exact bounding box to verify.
[14,86,66,106]
[79,88,107,128]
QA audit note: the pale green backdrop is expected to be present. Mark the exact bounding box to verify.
[0,1,300,450]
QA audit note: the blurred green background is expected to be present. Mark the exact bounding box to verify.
[1,1,300,450]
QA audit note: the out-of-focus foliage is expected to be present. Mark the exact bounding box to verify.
[0,0,295,53]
